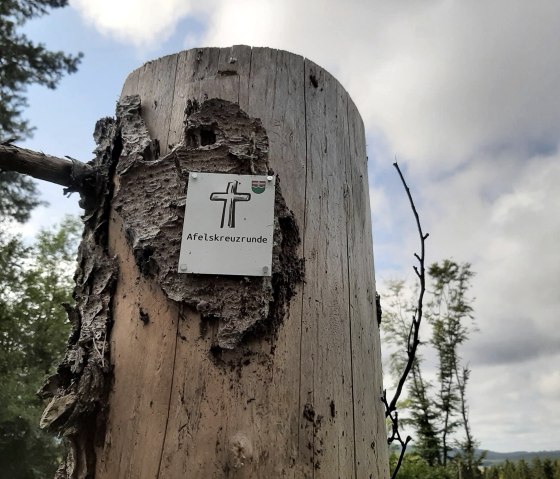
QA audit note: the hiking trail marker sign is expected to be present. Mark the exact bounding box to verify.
[178,172,276,276]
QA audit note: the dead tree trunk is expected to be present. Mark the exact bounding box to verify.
[38,46,389,478]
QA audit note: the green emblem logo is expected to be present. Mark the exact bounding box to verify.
[251,179,266,194]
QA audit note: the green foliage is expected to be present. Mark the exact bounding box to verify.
[0,171,43,224]
[427,261,476,467]
[0,216,80,478]
[390,453,560,479]
[389,452,452,479]
[381,280,416,378]
[0,0,82,141]
[0,0,81,267]
[0,0,81,235]
[482,458,560,479]
[382,280,442,466]
[381,260,480,474]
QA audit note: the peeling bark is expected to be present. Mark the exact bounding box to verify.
[41,95,303,477]
[39,114,121,478]
[113,97,304,350]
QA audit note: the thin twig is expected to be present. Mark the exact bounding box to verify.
[392,436,412,479]
[386,161,428,415]
[382,161,429,479]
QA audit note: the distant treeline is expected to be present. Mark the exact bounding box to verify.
[483,457,560,479]
[482,449,560,466]
[390,452,560,479]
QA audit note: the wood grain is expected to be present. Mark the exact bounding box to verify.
[345,95,390,478]
[298,59,356,478]
[97,46,388,479]
[95,212,179,479]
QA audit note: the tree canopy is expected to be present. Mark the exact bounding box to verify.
[389,453,560,479]
[382,260,482,478]
[0,0,82,229]
[0,216,81,478]
[0,0,82,141]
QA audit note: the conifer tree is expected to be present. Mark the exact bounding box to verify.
[381,260,479,473]
[0,217,80,477]
[0,0,82,228]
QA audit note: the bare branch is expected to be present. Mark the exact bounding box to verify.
[381,161,429,479]
[386,161,428,414]
[0,144,92,188]
[391,436,412,479]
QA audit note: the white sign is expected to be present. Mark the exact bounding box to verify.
[178,172,276,276]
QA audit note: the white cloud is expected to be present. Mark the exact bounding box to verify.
[69,0,209,46]
[538,370,560,398]
[470,354,560,451]
[379,148,560,449]
[202,0,560,173]
[69,0,560,169]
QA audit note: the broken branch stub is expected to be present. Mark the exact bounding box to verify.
[0,143,93,192]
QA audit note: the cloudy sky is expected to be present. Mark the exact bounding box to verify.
[16,0,560,453]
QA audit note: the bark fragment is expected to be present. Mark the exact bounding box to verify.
[39,113,122,479]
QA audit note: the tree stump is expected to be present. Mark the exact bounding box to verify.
[45,46,389,479]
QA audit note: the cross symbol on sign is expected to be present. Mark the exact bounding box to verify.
[210,181,252,228]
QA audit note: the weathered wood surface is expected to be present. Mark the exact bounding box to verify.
[0,144,91,187]
[96,46,388,478]
[96,212,180,478]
